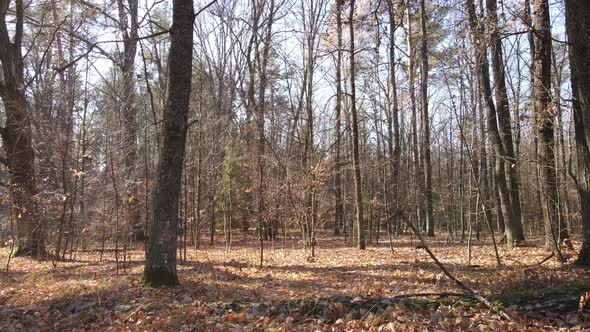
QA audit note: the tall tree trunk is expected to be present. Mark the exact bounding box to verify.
[117,0,143,241]
[387,0,401,232]
[0,0,44,257]
[466,0,515,247]
[532,0,559,250]
[420,0,434,237]
[333,0,344,236]
[406,2,423,232]
[349,0,365,250]
[487,0,525,245]
[142,0,193,287]
[565,0,590,266]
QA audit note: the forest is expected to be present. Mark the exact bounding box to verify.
[1,0,590,330]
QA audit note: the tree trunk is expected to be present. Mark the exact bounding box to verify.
[142,0,193,287]
[487,0,525,245]
[406,2,423,233]
[420,0,434,237]
[387,0,401,235]
[117,0,143,242]
[532,0,559,250]
[349,0,365,250]
[333,0,344,236]
[565,0,590,266]
[0,0,44,257]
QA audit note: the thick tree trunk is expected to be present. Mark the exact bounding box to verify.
[565,0,590,266]
[2,91,42,257]
[0,0,44,257]
[142,0,193,287]
[349,0,365,250]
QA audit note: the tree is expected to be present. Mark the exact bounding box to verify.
[532,0,559,251]
[0,0,44,257]
[406,1,423,234]
[333,0,345,236]
[420,0,434,237]
[142,0,194,287]
[349,0,365,250]
[565,0,590,266]
[116,0,143,242]
[386,0,401,237]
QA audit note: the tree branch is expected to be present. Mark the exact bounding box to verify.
[403,215,512,321]
[193,0,218,20]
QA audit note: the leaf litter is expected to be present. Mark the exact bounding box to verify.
[0,234,589,331]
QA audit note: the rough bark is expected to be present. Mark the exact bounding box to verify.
[532,0,559,250]
[142,0,193,287]
[0,0,44,257]
[565,0,590,266]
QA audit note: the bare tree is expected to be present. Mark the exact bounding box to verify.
[532,0,559,251]
[143,0,194,287]
[486,0,525,246]
[349,0,365,250]
[420,0,434,237]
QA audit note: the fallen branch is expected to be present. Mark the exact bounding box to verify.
[388,292,476,300]
[537,252,555,266]
[403,219,512,321]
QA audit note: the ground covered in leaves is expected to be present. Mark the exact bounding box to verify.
[1,233,590,331]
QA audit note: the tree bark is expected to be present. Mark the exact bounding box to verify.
[486,0,525,245]
[532,0,559,250]
[117,0,143,242]
[420,0,434,237]
[349,0,365,250]
[333,0,344,236]
[387,0,401,233]
[0,0,44,257]
[142,0,193,287]
[406,2,423,233]
[565,0,590,266]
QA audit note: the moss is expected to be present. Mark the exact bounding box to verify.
[141,268,180,288]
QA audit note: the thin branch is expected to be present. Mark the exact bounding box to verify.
[193,0,218,20]
[54,29,169,73]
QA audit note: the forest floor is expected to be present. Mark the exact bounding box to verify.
[1,233,589,331]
